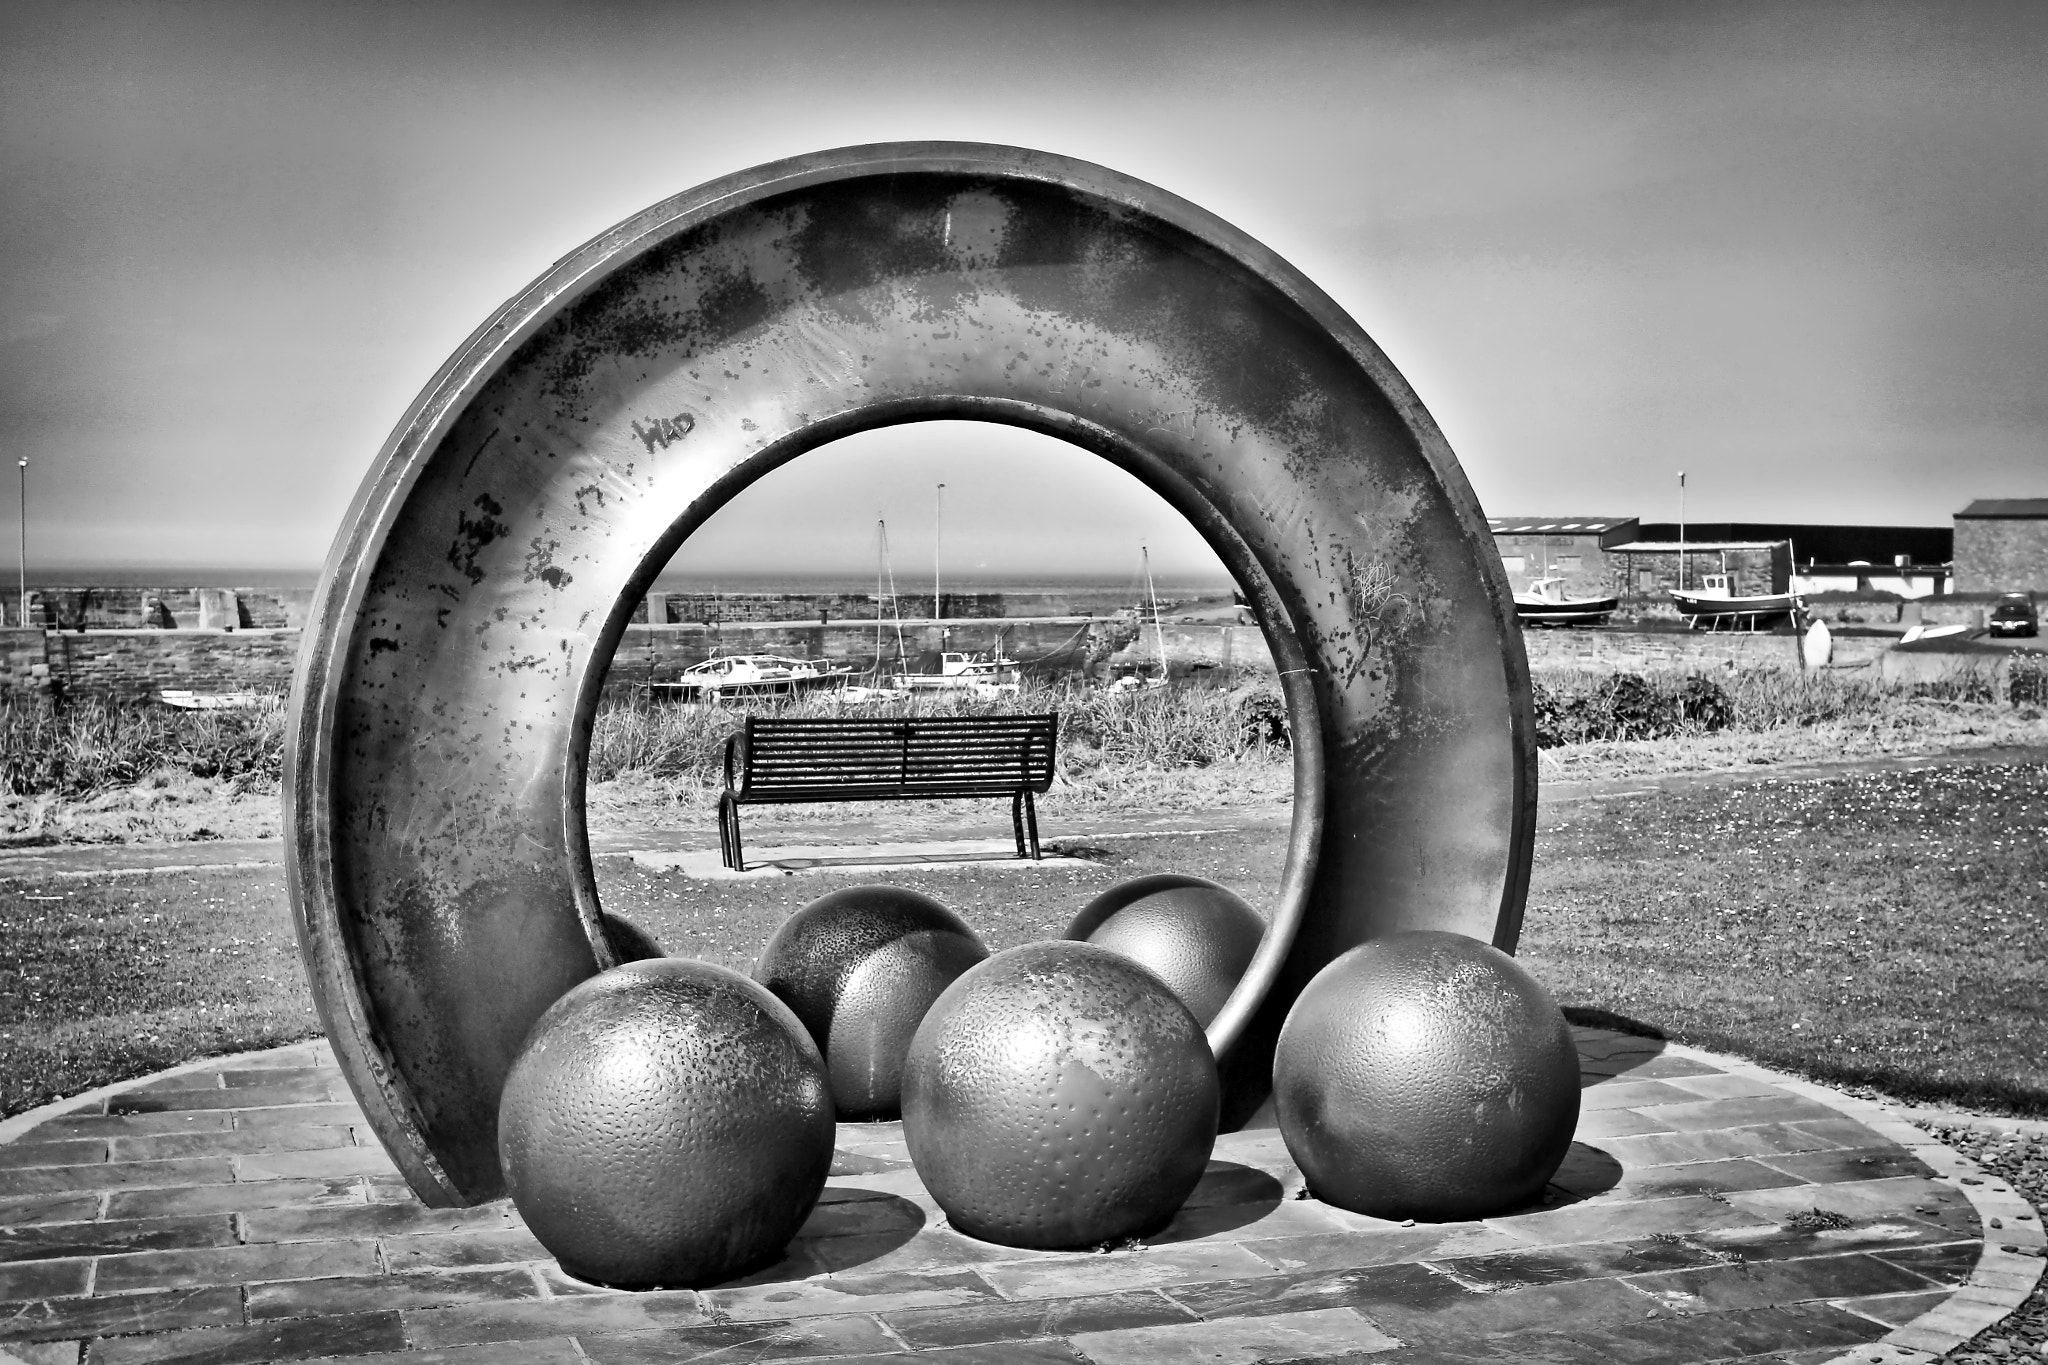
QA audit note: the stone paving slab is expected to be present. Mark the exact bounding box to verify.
[0,1031,2036,1365]
[628,840,1105,880]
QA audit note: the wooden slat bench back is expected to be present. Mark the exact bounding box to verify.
[718,712,1058,870]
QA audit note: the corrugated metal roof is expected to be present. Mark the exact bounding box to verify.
[1607,541,1784,553]
[1487,517,1635,534]
[1956,498,2048,518]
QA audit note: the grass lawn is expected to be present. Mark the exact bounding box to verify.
[3,762,2042,1120]
[0,868,319,1117]
[1520,761,2048,1115]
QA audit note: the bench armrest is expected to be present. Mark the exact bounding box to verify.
[723,727,746,795]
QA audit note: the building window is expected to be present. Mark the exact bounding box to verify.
[1638,569,1657,591]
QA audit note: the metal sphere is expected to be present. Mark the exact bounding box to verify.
[754,885,988,1121]
[1064,874,1265,1028]
[902,940,1219,1250]
[498,959,834,1289]
[1273,930,1580,1221]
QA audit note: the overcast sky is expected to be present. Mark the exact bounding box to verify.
[2,0,2043,580]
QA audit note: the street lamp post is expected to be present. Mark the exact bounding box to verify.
[1677,470,1687,591]
[15,458,24,630]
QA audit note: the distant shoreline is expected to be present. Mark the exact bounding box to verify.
[14,569,1240,597]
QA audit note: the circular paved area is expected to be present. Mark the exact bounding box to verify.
[0,1027,2039,1365]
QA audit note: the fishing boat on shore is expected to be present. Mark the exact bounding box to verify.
[1513,576,1617,627]
[1670,574,1802,631]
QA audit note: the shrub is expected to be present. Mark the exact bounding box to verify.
[1676,674,1732,731]
[1529,668,1883,748]
[1598,673,1664,741]
[1909,673,1998,705]
[2011,658,2048,708]
[585,678,1290,789]
[0,695,286,797]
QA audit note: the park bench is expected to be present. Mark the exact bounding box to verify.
[718,712,1059,871]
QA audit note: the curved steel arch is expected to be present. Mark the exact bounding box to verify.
[285,143,1537,1207]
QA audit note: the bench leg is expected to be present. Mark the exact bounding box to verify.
[719,793,745,872]
[1015,789,1042,861]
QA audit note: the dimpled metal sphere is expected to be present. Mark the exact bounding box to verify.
[1064,874,1265,1028]
[901,940,1219,1250]
[1274,930,1580,1222]
[754,885,988,1121]
[498,959,833,1289]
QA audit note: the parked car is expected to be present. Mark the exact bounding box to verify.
[1989,593,2039,638]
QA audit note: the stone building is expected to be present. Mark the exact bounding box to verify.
[1953,499,2048,594]
[1604,536,1790,616]
[1487,516,1639,600]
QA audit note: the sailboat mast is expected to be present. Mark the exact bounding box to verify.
[1143,545,1168,682]
[878,519,909,677]
[933,482,945,627]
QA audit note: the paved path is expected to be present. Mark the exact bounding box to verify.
[0,1032,2038,1364]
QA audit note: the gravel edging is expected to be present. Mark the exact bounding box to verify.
[1904,1121,2048,1364]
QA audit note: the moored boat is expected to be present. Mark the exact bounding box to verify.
[892,649,1021,693]
[1106,543,1174,687]
[650,654,855,702]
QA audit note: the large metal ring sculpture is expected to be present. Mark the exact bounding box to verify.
[286,143,1537,1207]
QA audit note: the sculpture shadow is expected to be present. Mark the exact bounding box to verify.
[1147,1161,1285,1245]
[716,1187,927,1287]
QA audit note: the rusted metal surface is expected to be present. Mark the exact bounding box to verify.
[285,143,1536,1206]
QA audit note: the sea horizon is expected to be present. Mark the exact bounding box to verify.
[14,566,1241,599]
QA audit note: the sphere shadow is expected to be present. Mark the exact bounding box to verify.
[539,1188,929,1291]
[716,1187,928,1286]
[1534,1142,1625,1205]
[1564,1005,1670,1085]
[1145,1161,1284,1244]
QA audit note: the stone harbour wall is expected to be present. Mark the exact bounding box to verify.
[42,630,304,701]
[605,618,1123,695]
[1520,626,1897,674]
[0,628,52,695]
[0,617,2009,702]
[0,629,302,700]
[1522,628,1805,673]
[14,587,314,632]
